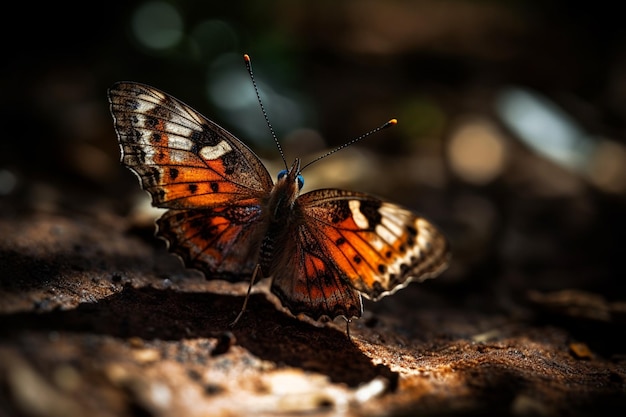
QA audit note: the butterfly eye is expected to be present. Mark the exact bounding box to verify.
[277,170,304,189]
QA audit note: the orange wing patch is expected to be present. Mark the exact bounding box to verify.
[157,206,264,281]
[271,249,364,320]
[299,192,450,301]
[109,82,272,210]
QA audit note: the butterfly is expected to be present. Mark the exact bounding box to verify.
[107,55,450,329]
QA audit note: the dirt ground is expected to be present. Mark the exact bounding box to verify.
[1,180,625,417]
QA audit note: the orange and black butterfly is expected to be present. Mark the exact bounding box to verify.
[107,55,450,327]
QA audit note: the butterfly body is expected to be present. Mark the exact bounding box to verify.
[259,159,301,274]
[108,80,450,323]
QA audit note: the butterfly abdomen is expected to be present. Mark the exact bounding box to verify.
[258,202,303,277]
[258,229,278,277]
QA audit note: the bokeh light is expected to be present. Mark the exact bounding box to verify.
[132,1,184,50]
[496,86,626,194]
[496,87,595,173]
[447,118,508,185]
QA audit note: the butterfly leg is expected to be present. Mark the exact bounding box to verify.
[229,264,261,328]
[345,318,352,340]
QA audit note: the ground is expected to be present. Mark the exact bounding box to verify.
[1,181,624,417]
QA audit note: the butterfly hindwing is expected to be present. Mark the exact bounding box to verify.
[268,217,364,320]
[108,82,273,210]
[157,206,266,281]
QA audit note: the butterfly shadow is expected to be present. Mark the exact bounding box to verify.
[0,284,398,388]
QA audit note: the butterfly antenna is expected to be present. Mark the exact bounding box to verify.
[300,118,398,172]
[244,54,288,169]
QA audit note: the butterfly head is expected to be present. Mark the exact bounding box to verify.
[269,158,303,217]
[276,158,303,190]
[277,167,304,191]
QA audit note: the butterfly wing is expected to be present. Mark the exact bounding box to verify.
[108,82,273,280]
[157,207,265,281]
[108,82,273,209]
[268,221,364,320]
[270,189,449,319]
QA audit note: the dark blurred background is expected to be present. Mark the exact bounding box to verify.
[1,1,625,322]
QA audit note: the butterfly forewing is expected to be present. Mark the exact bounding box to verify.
[108,82,273,210]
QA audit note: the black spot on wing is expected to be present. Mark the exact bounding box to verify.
[358,200,382,230]
[322,270,337,287]
[120,126,142,143]
[188,127,240,176]
[145,116,158,128]
[125,98,140,111]
[190,124,222,154]
[199,224,219,241]
[140,167,161,187]
[189,217,203,230]
[372,281,385,297]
